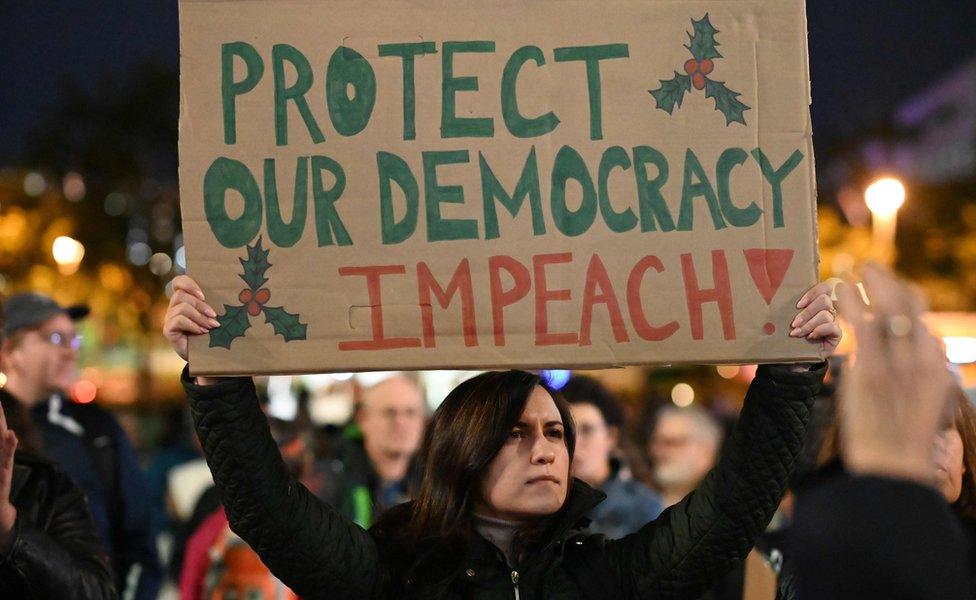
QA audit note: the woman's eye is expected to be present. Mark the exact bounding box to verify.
[510,430,524,439]
[547,429,564,440]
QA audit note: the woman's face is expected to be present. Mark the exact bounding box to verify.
[479,386,570,520]
[934,425,965,503]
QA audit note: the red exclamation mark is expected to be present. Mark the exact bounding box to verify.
[743,249,795,335]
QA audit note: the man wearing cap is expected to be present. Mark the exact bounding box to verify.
[0,293,162,600]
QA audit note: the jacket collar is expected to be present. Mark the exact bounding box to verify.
[544,478,607,542]
[464,478,606,568]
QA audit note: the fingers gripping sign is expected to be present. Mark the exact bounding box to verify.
[163,275,220,363]
[790,280,842,356]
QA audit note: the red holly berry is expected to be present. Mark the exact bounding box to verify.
[692,72,707,90]
[684,59,698,75]
[239,289,253,303]
[247,300,262,317]
[254,288,271,305]
[699,58,714,75]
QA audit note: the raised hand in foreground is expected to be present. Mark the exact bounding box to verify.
[836,263,954,484]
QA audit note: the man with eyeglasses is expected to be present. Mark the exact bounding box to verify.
[0,293,162,600]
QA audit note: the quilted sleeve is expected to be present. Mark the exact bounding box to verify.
[183,368,379,600]
[605,363,825,599]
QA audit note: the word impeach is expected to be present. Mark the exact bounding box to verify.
[337,248,794,351]
[203,145,803,249]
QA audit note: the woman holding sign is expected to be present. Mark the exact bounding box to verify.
[164,274,840,599]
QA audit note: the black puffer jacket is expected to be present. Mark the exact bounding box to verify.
[0,451,117,599]
[184,363,825,599]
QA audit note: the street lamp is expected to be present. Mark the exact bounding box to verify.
[864,177,906,265]
[52,236,85,275]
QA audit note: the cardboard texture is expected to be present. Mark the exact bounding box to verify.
[179,0,822,376]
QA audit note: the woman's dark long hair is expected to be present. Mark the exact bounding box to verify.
[371,370,576,595]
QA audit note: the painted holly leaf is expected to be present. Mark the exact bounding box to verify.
[262,306,308,342]
[209,304,251,349]
[686,14,722,62]
[704,79,750,125]
[239,237,271,290]
[649,73,692,114]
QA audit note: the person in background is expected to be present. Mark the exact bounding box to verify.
[146,407,200,543]
[936,384,976,540]
[179,417,313,600]
[324,375,427,527]
[0,296,117,599]
[563,375,663,538]
[647,393,814,600]
[647,404,723,507]
[795,264,974,598]
[0,292,162,599]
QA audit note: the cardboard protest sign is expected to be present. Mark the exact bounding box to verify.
[179,0,822,376]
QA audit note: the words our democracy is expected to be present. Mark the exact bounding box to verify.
[200,41,807,350]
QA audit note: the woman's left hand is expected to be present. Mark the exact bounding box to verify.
[791,281,843,357]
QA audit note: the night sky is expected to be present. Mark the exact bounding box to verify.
[2,0,976,165]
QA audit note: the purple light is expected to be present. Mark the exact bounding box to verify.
[542,369,572,390]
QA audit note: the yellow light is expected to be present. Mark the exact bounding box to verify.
[52,236,85,274]
[81,367,105,387]
[0,209,28,252]
[944,337,976,364]
[864,178,906,218]
[831,253,856,276]
[716,365,739,379]
[671,383,695,407]
[0,372,7,388]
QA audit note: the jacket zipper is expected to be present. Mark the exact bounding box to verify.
[511,570,520,600]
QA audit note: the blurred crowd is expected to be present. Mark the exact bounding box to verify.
[1,268,974,599]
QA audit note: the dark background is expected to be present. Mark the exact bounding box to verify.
[2,0,975,167]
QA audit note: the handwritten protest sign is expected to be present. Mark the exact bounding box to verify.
[179,0,822,375]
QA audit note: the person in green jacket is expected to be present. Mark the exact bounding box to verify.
[164,275,841,599]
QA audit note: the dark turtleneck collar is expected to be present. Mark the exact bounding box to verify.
[465,478,607,566]
[472,513,525,567]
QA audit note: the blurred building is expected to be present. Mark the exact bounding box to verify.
[816,55,976,387]
[820,55,976,194]
[872,56,976,185]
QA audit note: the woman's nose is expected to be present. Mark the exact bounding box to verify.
[531,438,556,464]
[532,451,555,464]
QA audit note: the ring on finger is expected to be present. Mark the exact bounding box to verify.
[881,314,913,338]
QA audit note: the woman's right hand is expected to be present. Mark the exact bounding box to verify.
[163,275,220,362]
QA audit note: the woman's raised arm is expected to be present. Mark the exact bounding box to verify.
[603,282,839,599]
[164,275,379,599]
